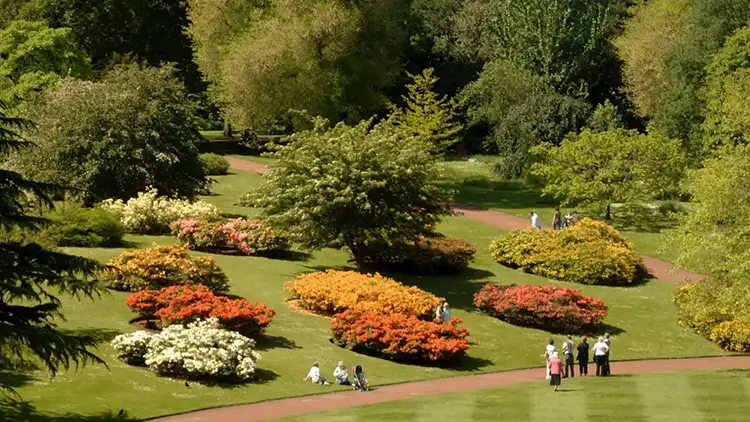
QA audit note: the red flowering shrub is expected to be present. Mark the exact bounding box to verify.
[473,284,608,332]
[126,285,276,337]
[330,310,470,363]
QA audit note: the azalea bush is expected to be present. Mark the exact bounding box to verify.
[285,270,441,318]
[99,244,229,292]
[126,285,276,337]
[101,188,219,234]
[489,218,647,285]
[473,284,608,332]
[331,309,470,363]
[171,218,290,256]
[111,319,262,381]
[361,235,476,274]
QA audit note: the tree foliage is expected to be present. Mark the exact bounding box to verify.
[0,104,105,390]
[9,64,207,204]
[530,128,687,216]
[252,117,452,268]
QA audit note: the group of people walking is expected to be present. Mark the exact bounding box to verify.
[545,334,612,391]
[304,361,369,391]
[530,208,579,230]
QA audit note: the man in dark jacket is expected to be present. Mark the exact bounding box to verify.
[577,337,590,376]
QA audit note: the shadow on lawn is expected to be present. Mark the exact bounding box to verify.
[0,370,37,390]
[394,267,497,312]
[0,399,137,422]
[440,177,556,211]
[255,335,302,351]
[60,328,123,344]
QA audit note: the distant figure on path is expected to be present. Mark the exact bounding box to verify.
[530,211,542,229]
[435,301,451,322]
[544,339,557,380]
[303,362,330,385]
[562,335,575,377]
[577,337,590,376]
[333,361,350,386]
[553,208,563,230]
[548,352,562,391]
[603,333,612,376]
[593,337,609,376]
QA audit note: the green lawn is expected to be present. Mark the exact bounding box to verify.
[279,370,750,422]
[0,171,727,421]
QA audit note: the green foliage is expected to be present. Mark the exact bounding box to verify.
[251,117,452,268]
[10,64,207,204]
[44,204,126,247]
[489,218,647,286]
[361,234,476,275]
[531,128,687,215]
[587,100,624,132]
[0,104,105,391]
[390,68,463,152]
[199,153,230,176]
[0,20,90,111]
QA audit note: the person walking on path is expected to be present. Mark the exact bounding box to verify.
[562,335,575,378]
[530,211,542,229]
[593,337,609,376]
[603,333,612,376]
[577,337,590,376]
[553,208,563,230]
[548,352,562,391]
[544,339,557,380]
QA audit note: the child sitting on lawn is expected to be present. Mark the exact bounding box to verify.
[303,362,330,385]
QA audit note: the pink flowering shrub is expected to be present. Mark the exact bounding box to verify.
[171,218,289,256]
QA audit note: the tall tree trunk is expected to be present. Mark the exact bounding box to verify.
[223,119,233,138]
[605,203,612,220]
[348,243,366,271]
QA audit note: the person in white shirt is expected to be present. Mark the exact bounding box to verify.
[592,338,610,377]
[333,361,350,385]
[530,211,542,229]
[544,339,557,379]
[441,302,451,322]
[562,335,575,378]
[303,362,330,385]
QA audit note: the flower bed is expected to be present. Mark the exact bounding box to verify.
[99,244,229,292]
[361,235,476,274]
[331,309,470,363]
[111,319,261,381]
[126,285,275,337]
[473,284,608,332]
[171,218,289,256]
[101,188,219,234]
[285,270,441,318]
[489,218,647,285]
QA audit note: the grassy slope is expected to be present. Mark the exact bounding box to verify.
[1,171,725,421]
[278,370,750,422]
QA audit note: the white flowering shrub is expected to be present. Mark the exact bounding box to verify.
[111,330,154,365]
[101,188,219,234]
[111,319,261,381]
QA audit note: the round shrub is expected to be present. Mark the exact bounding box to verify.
[100,244,229,292]
[361,235,476,274]
[111,319,261,381]
[489,218,647,285]
[101,187,219,235]
[709,319,750,353]
[171,218,289,256]
[331,309,470,363]
[45,204,125,247]
[200,153,230,175]
[473,284,608,332]
[285,270,441,318]
[126,285,276,337]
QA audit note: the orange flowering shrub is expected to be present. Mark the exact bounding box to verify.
[331,310,470,363]
[126,285,275,337]
[489,218,647,285]
[100,244,228,292]
[473,284,608,332]
[361,235,476,274]
[285,270,441,318]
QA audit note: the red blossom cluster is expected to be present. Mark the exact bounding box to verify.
[331,309,470,363]
[473,284,608,332]
[171,218,289,256]
[126,285,276,337]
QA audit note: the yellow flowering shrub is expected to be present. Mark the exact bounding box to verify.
[489,218,647,286]
[100,244,229,292]
[284,270,441,318]
[710,319,750,352]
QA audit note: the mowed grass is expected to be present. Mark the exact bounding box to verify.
[0,171,728,421]
[278,369,750,422]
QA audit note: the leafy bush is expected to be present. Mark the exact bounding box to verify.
[171,218,290,256]
[331,309,470,363]
[111,319,261,381]
[285,270,441,318]
[199,153,230,175]
[473,284,608,332]
[489,218,647,285]
[126,285,275,337]
[45,204,125,247]
[361,235,476,274]
[101,188,219,234]
[100,244,229,292]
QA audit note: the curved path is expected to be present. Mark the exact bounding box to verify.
[151,356,750,421]
[223,156,703,284]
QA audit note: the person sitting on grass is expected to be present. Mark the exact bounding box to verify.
[303,362,330,385]
[333,361,350,386]
[548,351,562,392]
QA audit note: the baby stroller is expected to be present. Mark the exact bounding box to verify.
[352,365,369,391]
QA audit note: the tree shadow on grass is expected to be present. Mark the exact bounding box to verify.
[60,328,123,344]
[260,250,311,262]
[254,335,302,351]
[391,267,497,312]
[0,371,37,390]
[440,177,556,211]
[0,399,137,422]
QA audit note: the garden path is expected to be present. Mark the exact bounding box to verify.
[150,356,750,422]
[223,156,703,284]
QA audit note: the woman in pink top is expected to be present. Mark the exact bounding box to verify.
[548,352,562,391]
